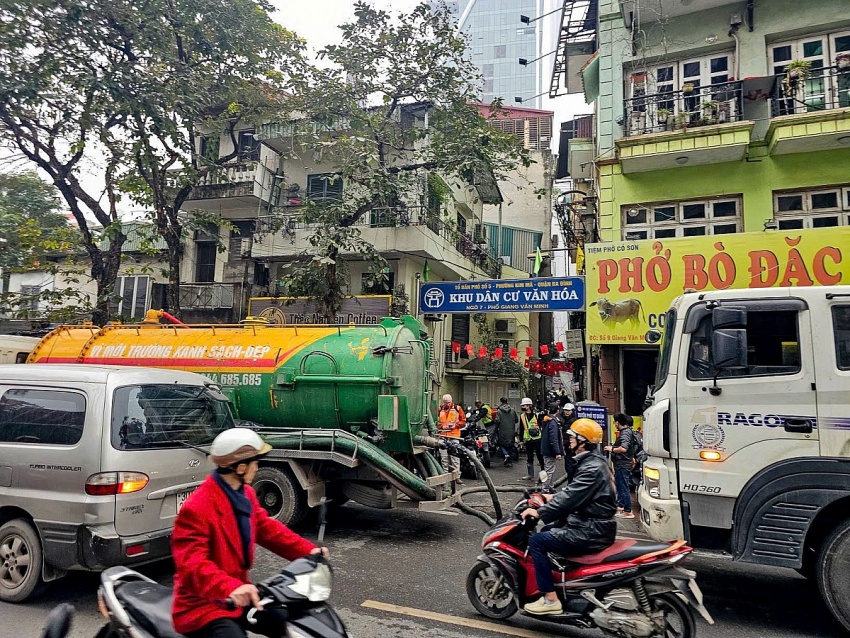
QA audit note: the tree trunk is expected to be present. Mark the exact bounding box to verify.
[164,227,184,318]
[90,233,126,326]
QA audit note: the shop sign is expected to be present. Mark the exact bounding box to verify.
[419,277,584,313]
[584,227,850,344]
[247,295,391,325]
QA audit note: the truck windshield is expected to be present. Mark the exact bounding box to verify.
[111,384,234,450]
[654,309,676,390]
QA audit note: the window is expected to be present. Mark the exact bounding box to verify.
[769,30,850,114]
[630,53,734,103]
[112,276,150,320]
[0,389,86,445]
[306,173,343,203]
[361,271,394,295]
[834,306,850,370]
[111,384,233,450]
[623,197,742,240]
[198,136,219,162]
[19,285,40,312]
[237,129,259,162]
[773,186,850,229]
[195,244,217,283]
[494,45,506,58]
[687,310,801,380]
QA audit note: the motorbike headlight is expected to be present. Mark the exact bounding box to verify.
[644,467,661,499]
[289,562,333,602]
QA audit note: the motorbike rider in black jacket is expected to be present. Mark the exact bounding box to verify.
[519,418,617,615]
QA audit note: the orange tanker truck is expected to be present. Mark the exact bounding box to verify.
[28,311,462,525]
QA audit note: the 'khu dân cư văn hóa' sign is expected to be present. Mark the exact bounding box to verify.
[419,277,584,314]
[584,227,850,344]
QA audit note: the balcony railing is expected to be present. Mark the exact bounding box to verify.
[256,206,503,279]
[771,65,850,117]
[179,283,235,309]
[622,80,744,137]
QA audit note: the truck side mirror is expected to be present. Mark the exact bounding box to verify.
[712,306,747,329]
[711,328,748,369]
[708,328,747,396]
[645,329,662,344]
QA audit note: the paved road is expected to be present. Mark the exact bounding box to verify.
[2,461,846,637]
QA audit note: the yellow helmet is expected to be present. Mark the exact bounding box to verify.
[569,418,604,444]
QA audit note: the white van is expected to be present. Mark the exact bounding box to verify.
[0,335,40,364]
[0,364,235,602]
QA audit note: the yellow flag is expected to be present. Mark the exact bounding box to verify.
[533,245,543,275]
[576,244,585,273]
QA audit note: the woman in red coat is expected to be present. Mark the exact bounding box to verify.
[171,429,326,638]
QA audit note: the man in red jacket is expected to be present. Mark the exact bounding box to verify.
[171,429,326,637]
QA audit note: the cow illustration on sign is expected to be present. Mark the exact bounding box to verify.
[589,297,645,327]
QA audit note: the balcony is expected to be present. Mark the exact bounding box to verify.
[183,163,272,215]
[766,65,850,155]
[250,206,503,280]
[617,80,753,173]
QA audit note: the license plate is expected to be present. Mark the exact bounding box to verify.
[176,489,195,512]
[478,435,488,443]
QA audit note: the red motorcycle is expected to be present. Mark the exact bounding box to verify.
[466,492,714,638]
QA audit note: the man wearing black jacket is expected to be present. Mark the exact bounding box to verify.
[540,402,563,491]
[560,403,578,482]
[520,418,617,615]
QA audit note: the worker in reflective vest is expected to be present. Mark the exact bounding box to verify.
[438,394,466,438]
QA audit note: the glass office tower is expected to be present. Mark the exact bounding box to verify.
[436,0,542,108]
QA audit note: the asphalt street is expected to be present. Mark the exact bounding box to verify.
[2,460,846,638]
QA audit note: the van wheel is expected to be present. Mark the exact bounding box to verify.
[0,519,43,603]
[817,519,850,632]
[253,467,308,528]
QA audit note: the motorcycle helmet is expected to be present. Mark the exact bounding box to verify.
[210,428,272,467]
[520,397,533,406]
[568,418,604,444]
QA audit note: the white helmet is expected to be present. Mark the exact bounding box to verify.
[520,397,533,406]
[564,403,575,411]
[210,428,272,467]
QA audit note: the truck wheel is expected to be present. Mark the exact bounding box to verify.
[816,519,850,632]
[253,467,308,528]
[0,518,43,603]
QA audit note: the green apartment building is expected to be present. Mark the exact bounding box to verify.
[572,0,850,418]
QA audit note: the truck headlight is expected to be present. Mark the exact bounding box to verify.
[644,467,661,498]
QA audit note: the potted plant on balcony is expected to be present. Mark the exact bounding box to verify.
[835,52,850,71]
[785,59,812,83]
[673,112,689,131]
[682,82,695,95]
[700,100,719,124]
[656,108,671,125]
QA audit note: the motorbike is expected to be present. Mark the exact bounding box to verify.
[93,554,349,638]
[463,410,491,469]
[466,478,714,637]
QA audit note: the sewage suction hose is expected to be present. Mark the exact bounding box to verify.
[262,432,506,521]
[454,471,572,527]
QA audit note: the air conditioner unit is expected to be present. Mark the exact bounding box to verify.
[473,224,487,244]
[424,313,446,322]
[494,318,517,334]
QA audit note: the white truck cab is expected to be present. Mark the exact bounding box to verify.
[638,286,850,630]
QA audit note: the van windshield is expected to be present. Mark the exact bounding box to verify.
[654,309,676,391]
[111,384,234,450]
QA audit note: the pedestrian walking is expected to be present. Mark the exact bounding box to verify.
[540,402,564,490]
[518,397,544,480]
[494,397,519,467]
[560,403,578,482]
[604,413,636,519]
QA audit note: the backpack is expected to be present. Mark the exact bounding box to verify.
[630,430,648,465]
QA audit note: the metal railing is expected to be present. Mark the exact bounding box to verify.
[179,283,235,309]
[257,205,503,278]
[622,80,744,137]
[771,65,850,117]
